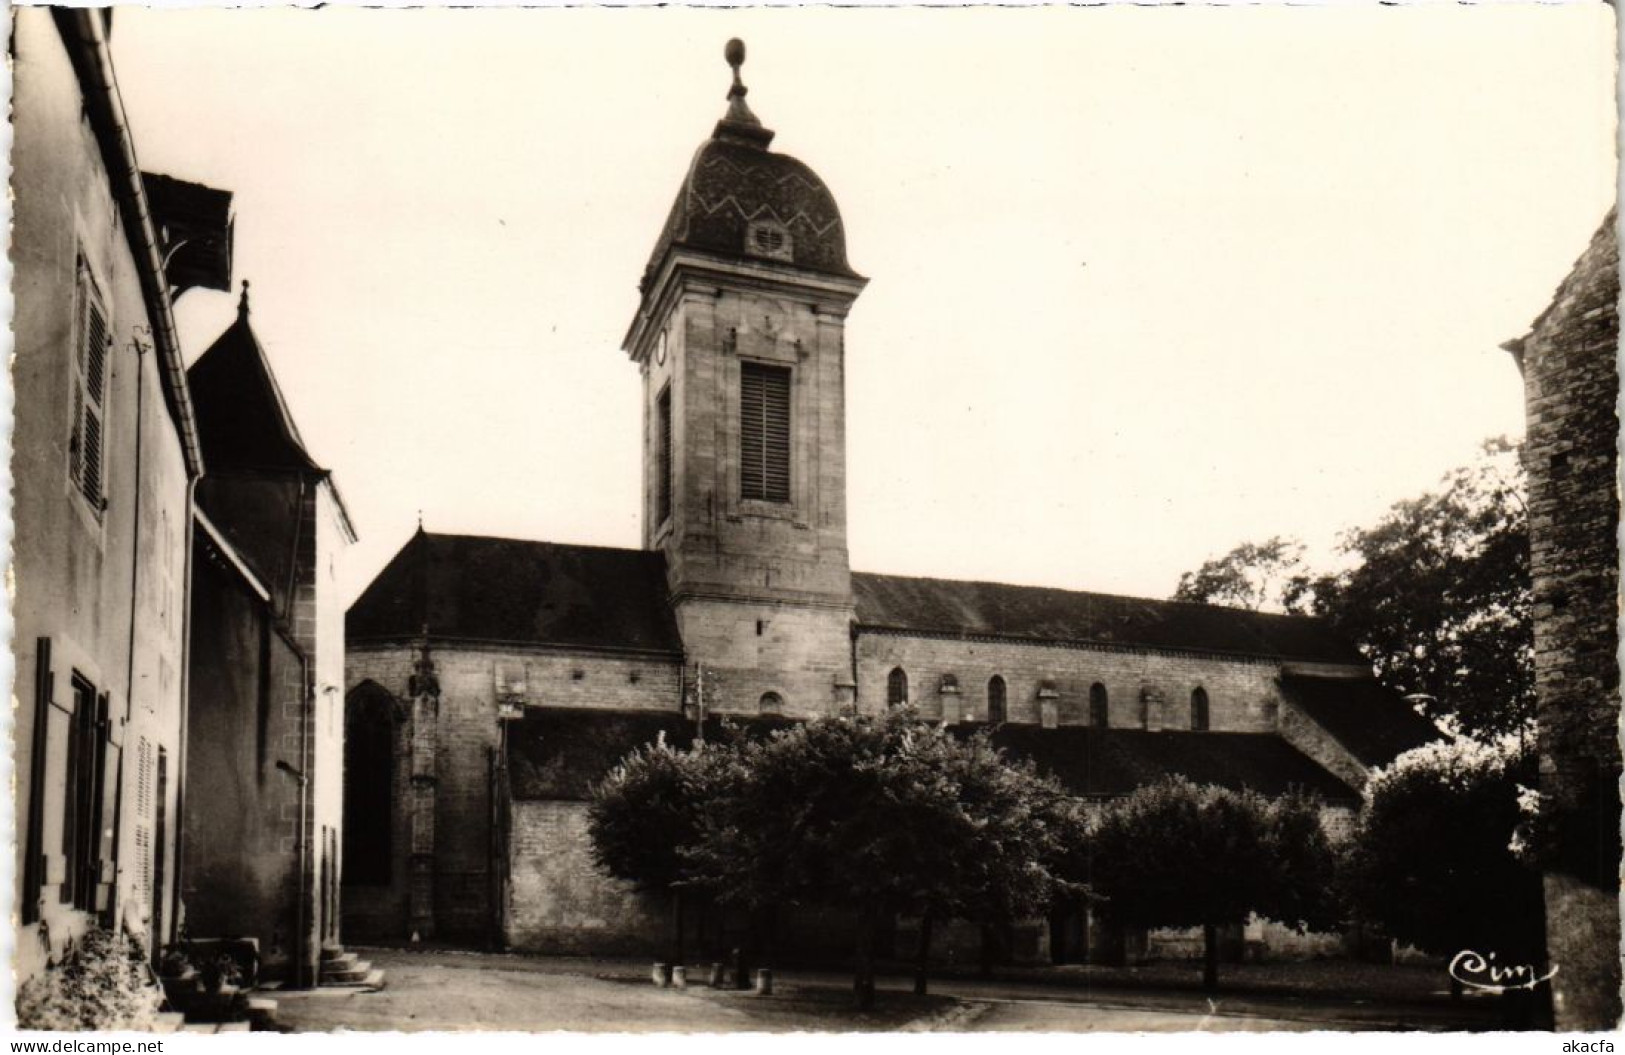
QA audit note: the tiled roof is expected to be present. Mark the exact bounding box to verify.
[982,725,1360,803]
[187,309,320,474]
[852,572,1365,664]
[641,133,857,296]
[346,531,683,655]
[1280,673,1442,768]
[507,708,798,801]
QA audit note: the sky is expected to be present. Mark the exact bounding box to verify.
[106,5,1617,607]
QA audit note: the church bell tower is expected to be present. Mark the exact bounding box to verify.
[622,40,867,718]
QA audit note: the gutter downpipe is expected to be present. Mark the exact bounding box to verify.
[171,477,198,955]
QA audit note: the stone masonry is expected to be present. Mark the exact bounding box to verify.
[1508,209,1621,1030]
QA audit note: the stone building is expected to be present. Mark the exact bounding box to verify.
[179,289,359,985]
[344,42,1436,960]
[10,8,232,984]
[1503,211,1621,1030]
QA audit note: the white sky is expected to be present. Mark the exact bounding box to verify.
[107,5,1617,607]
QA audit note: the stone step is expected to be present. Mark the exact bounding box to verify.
[319,944,349,962]
[320,962,374,985]
[319,968,387,992]
[320,951,360,973]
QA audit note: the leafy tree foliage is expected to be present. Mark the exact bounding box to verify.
[588,736,729,961]
[1344,734,1543,963]
[603,711,1084,1007]
[1173,536,1307,612]
[1172,439,1531,737]
[1086,777,1340,991]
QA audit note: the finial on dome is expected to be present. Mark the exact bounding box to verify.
[726,39,749,98]
[238,279,251,319]
[715,38,774,148]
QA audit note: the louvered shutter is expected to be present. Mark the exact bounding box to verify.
[72,260,109,511]
[740,362,791,503]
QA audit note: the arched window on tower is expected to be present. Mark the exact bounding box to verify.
[1191,687,1210,731]
[1089,683,1109,728]
[887,668,908,708]
[987,675,1008,724]
[759,691,784,715]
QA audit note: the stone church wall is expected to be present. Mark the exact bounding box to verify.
[507,800,668,954]
[676,599,855,718]
[856,632,1286,731]
[344,643,682,944]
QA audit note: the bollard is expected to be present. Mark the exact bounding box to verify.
[708,963,725,988]
[753,968,773,996]
[652,962,671,988]
[672,965,688,989]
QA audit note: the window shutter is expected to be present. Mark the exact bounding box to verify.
[740,362,790,503]
[72,260,109,511]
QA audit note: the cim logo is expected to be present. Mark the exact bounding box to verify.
[1447,949,1558,993]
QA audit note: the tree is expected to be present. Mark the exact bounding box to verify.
[682,710,1083,1007]
[1171,439,1531,737]
[1085,777,1338,991]
[1343,734,1543,966]
[588,736,728,964]
[1306,439,1531,737]
[1173,536,1307,612]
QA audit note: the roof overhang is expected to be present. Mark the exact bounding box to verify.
[142,172,235,298]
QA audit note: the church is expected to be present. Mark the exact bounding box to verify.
[341,40,1436,963]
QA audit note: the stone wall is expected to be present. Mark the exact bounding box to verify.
[1514,210,1621,1030]
[507,800,667,954]
[344,642,682,944]
[856,631,1287,732]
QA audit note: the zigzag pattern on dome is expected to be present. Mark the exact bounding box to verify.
[641,137,857,294]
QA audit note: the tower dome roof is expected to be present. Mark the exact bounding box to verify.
[640,40,858,295]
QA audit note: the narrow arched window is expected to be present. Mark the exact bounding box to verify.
[887,668,908,707]
[987,675,1008,723]
[1090,683,1109,728]
[1191,687,1210,731]
[344,682,397,886]
[759,691,784,714]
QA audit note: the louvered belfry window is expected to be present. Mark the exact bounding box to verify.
[740,362,791,503]
[657,386,673,525]
[70,257,110,513]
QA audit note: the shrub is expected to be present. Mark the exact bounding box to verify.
[16,928,163,1032]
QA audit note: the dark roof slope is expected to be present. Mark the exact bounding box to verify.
[984,726,1359,803]
[507,708,798,801]
[347,531,683,655]
[1280,674,1441,767]
[188,307,320,473]
[505,710,1355,803]
[853,572,1364,664]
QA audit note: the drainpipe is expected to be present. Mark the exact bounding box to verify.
[170,476,199,954]
[108,334,146,934]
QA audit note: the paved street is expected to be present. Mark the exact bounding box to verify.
[269,948,1496,1033]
